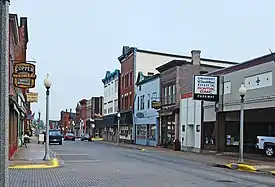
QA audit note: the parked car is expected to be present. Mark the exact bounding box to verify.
[49,130,63,145]
[81,133,92,141]
[255,136,275,156]
[64,133,75,141]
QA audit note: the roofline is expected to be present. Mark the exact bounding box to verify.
[137,48,238,65]
[102,69,120,84]
[136,73,160,86]
[207,53,275,76]
[118,47,238,65]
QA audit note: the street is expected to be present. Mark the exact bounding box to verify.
[9,140,275,187]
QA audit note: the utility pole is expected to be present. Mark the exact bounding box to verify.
[0,0,10,186]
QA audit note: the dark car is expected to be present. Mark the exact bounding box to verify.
[64,133,75,141]
[81,133,92,141]
[49,130,62,145]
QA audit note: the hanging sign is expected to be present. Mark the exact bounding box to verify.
[193,75,219,102]
[13,62,36,88]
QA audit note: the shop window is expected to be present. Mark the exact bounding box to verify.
[136,125,147,139]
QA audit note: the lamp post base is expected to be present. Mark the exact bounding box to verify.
[43,154,51,161]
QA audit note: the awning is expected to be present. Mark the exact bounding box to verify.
[103,114,115,127]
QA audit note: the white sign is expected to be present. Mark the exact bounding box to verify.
[193,75,219,102]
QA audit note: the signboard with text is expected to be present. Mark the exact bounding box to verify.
[193,75,219,102]
[26,92,38,103]
[13,62,36,88]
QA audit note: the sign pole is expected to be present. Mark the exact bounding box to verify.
[0,0,10,186]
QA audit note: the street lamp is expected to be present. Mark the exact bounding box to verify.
[238,83,246,163]
[43,74,52,161]
[117,112,121,145]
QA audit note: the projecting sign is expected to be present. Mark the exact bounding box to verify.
[13,62,36,88]
[193,75,219,102]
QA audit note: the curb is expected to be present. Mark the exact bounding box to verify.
[215,163,258,172]
[9,150,61,169]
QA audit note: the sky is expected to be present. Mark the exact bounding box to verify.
[10,0,275,121]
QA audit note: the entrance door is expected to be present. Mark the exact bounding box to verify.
[187,125,195,148]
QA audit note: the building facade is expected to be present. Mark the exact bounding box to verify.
[8,14,30,159]
[60,109,76,134]
[102,69,120,142]
[86,97,104,137]
[155,50,238,150]
[118,46,235,143]
[201,53,275,154]
[134,72,160,146]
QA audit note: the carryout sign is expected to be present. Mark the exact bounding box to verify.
[193,75,219,102]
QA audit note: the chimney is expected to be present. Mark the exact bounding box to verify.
[191,50,201,65]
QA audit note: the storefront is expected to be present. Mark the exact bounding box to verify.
[135,111,159,146]
[158,109,176,149]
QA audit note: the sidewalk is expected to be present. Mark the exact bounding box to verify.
[9,136,59,169]
[99,140,275,175]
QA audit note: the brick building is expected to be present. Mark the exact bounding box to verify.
[8,14,30,159]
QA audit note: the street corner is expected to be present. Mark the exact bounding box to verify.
[270,171,275,176]
[215,162,258,172]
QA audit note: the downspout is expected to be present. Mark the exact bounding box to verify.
[132,48,137,143]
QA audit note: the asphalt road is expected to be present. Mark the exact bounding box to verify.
[9,140,275,187]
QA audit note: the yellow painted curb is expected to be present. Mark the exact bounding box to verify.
[270,171,275,175]
[226,163,257,172]
[92,138,103,141]
[9,158,59,169]
[140,149,146,152]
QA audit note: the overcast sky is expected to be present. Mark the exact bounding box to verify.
[10,0,275,120]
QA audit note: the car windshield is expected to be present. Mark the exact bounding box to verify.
[66,133,74,136]
[49,131,61,136]
[84,134,89,137]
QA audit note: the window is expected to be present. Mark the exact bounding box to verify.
[115,80,118,93]
[104,86,107,97]
[125,95,128,109]
[136,125,147,139]
[152,92,157,100]
[129,93,132,108]
[129,71,133,85]
[114,99,118,112]
[104,103,107,114]
[125,73,129,88]
[121,76,124,89]
[147,94,150,108]
[121,97,124,110]
[139,85,141,91]
[140,95,145,110]
[108,101,113,113]
[111,82,114,94]
[163,87,167,105]
[137,96,140,110]
[172,84,176,103]
[168,85,172,104]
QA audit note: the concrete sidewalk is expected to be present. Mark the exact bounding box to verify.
[9,137,59,169]
[99,140,275,175]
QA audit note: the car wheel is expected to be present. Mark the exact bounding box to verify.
[81,139,84,141]
[73,139,75,141]
[265,145,274,157]
[59,142,62,145]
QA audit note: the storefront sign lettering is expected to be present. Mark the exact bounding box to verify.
[193,75,219,102]
[13,62,36,88]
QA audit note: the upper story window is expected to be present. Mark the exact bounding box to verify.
[140,95,145,110]
[172,84,176,103]
[147,94,150,109]
[163,87,167,105]
[125,73,129,88]
[137,96,140,110]
[129,93,132,108]
[129,71,133,86]
[121,76,124,89]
